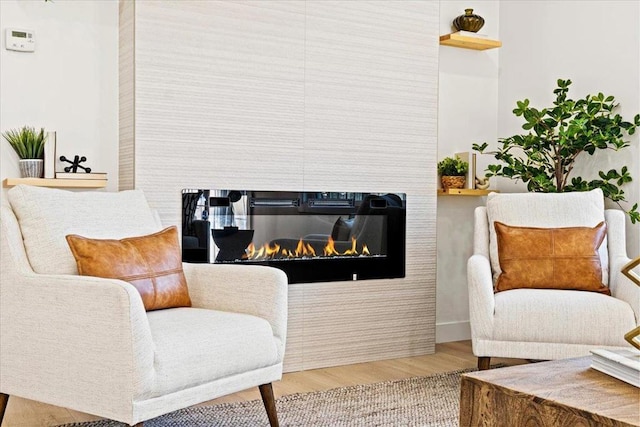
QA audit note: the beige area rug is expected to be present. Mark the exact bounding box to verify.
[59,366,495,427]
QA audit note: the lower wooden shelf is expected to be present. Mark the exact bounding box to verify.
[3,178,107,189]
[439,32,502,50]
[437,189,498,196]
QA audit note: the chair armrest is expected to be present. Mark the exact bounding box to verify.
[0,272,155,415]
[614,274,640,325]
[182,263,288,357]
[604,210,639,323]
[605,209,629,260]
[467,254,495,342]
[610,255,640,324]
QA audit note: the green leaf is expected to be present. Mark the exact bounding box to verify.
[472,142,488,152]
[2,126,46,159]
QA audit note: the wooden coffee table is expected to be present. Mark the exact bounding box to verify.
[460,357,640,426]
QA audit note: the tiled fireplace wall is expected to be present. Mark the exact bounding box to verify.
[119,0,439,372]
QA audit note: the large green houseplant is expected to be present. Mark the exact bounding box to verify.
[474,79,640,223]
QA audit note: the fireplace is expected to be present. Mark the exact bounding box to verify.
[182,190,406,284]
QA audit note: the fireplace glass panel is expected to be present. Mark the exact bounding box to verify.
[182,190,406,284]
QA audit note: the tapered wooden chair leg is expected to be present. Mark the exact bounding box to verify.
[132,423,143,427]
[478,357,491,370]
[0,393,9,426]
[259,383,279,427]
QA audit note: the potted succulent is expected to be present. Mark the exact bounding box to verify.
[474,79,640,223]
[438,156,469,190]
[2,126,47,178]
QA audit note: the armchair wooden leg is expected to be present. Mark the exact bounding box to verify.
[0,393,9,426]
[478,357,491,371]
[259,383,279,427]
[132,423,143,427]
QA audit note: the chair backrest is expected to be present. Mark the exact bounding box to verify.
[5,185,163,275]
[476,189,609,285]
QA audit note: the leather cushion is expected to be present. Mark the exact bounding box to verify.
[66,226,192,311]
[494,221,609,295]
[485,190,608,286]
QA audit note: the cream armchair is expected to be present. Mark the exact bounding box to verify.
[468,189,639,369]
[0,185,288,426]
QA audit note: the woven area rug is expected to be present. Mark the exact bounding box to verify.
[58,366,492,427]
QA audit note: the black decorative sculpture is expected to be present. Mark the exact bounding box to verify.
[59,155,91,173]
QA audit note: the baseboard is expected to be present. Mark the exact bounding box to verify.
[436,320,471,343]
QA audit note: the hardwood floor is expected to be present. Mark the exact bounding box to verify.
[1,340,527,427]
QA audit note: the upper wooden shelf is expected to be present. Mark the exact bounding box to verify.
[3,178,107,189]
[439,32,502,50]
[438,189,498,196]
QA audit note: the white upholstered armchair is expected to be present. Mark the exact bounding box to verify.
[0,185,288,426]
[468,189,639,369]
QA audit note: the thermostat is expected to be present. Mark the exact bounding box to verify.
[5,28,35,52]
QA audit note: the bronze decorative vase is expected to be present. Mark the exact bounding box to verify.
[453,8,485,33]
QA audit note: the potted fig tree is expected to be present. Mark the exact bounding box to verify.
[474,79,640,223]
[2,126,47,178]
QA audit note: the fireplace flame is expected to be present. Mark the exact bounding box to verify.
[323,236,341,256]
[296,239,317,257]
[362,244,370,255]
[243,236,372,260]
[341,236,358,256]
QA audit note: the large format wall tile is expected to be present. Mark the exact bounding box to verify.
[120,0,438,372]
[131,0,306,224]
[119,0,135,190]
[301,0,438,369]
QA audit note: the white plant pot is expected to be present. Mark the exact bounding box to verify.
[19,159,44,178]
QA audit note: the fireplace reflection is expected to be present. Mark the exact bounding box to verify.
[182,190,406,284]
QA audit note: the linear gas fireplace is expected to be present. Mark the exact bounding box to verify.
[182,190,406,284]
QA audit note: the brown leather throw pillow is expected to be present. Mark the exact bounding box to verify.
[494,221,609,295]
[66,226,192,311]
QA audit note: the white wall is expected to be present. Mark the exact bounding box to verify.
[435,0,640,344]
[0,0,119,192]
[436,1,499,342]
[497,0,640,257]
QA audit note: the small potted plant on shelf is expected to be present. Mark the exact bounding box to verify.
[2,126,47,178]
[438,156,469,190]
[2,126,46,178]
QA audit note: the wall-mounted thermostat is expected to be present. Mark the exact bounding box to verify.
[5,28,35,52]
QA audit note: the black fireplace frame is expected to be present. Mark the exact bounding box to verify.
[182,190,406,284]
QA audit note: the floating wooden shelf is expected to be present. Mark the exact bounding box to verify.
[3,178,107,189]
[437,189,498,196]
[439,32,502,50]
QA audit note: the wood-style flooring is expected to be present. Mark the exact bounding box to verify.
[2,340,527,427]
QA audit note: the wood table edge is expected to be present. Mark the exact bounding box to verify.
[459,362,640,427]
